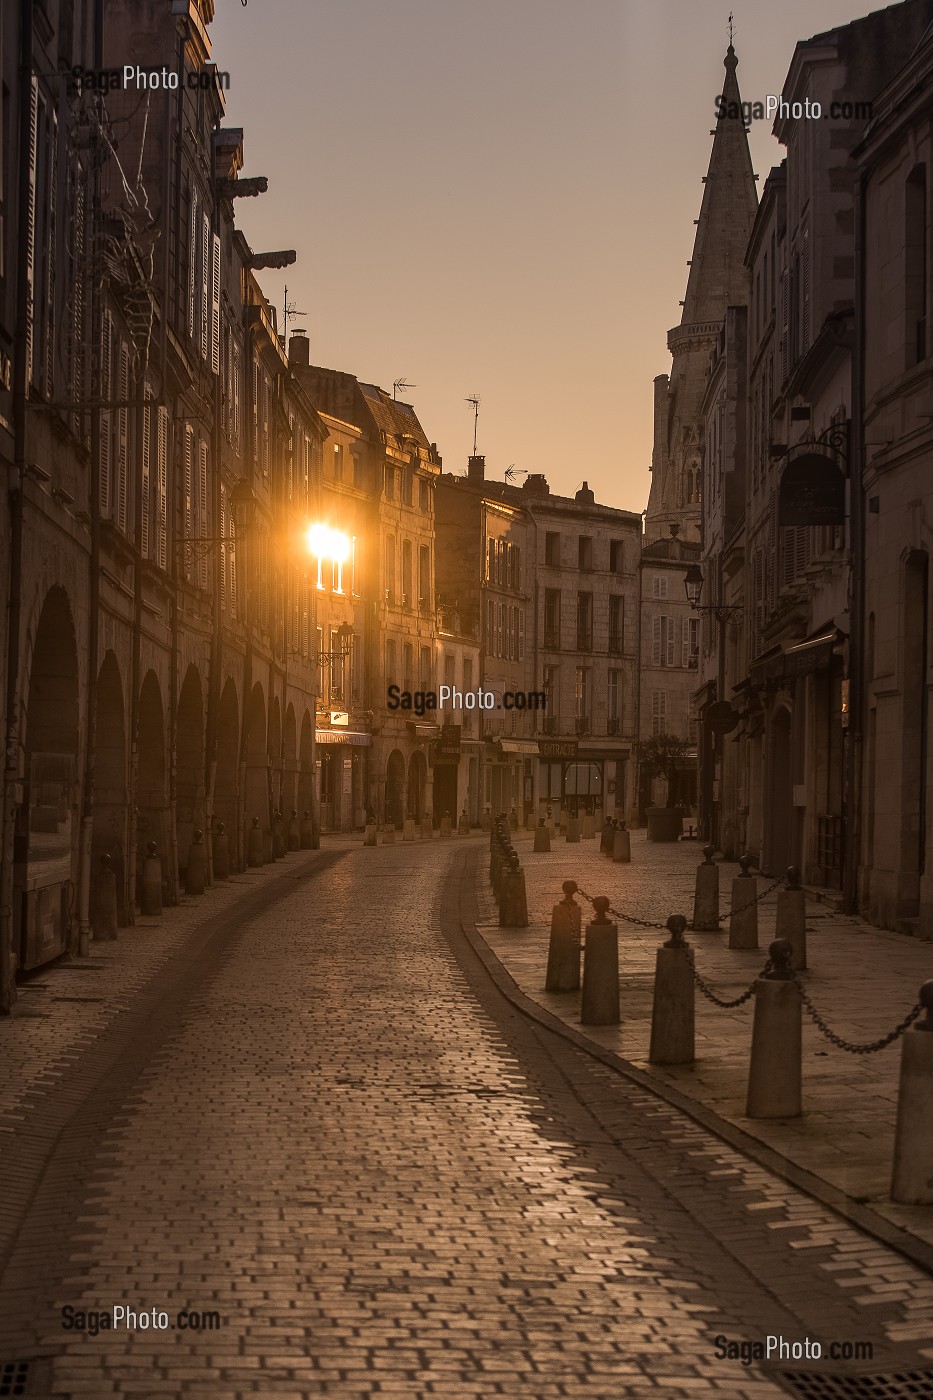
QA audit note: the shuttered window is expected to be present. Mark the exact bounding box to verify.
[116,341,129,534]
[141,394,151,559]
[198,440,209,588]
[188,187,198,342]
[651,690,666,737]
[99,311,112,517]
[157,406,168,570]
[210,232,221,374]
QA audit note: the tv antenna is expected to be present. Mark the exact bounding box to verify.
[283,284,306,343]
[504,464,526,484]
[465,394,481,455]
[393,378,417,400]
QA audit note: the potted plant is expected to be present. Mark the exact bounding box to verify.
[637,734,693,842]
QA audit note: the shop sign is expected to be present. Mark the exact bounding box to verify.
[539,739,577,760]
[778,453,845,527]
[432,724,461,765]
[706,700,740,734]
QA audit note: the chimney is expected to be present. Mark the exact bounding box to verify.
[575,481,595,505]
[289,331,310,368]
[522,473,550,496]
[467,454,485,482]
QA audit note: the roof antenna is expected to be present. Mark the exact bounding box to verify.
[393,378,417,400]
[283,284,306,343]
[465,394,480,455]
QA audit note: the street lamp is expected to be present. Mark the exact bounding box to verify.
[682,563,743,625]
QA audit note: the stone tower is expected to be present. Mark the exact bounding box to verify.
[645,44,758,544]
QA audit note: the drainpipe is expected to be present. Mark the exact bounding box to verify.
[632,514,645,824]
[843,171,867,915]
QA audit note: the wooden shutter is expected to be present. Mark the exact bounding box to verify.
[141,396,151,559]
[211,233,221,375]
[681,617,690,669]
[116,341,129,533]
[188,187,198,342]
[45,108,57,396]
[200,210,210,360]
[25,77,38,385]
[219,485,227,612]
[780,267,789,381]
[518,609,525,660]
[71,160,85,435]
[183,426,193,579]
[157,406,168,570]
[198,439,209,587]
[665,615,675,667]
[652,615,661,666]
[99,311,112,517]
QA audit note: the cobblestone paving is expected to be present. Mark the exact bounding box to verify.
[0,837,930,1398]
[480,827,933,1249]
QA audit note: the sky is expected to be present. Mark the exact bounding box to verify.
[211,0,870,512]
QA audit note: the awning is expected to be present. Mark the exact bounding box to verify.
[407,722,441,738]
[750,627,844,685]
[497,739,540,755]
[315,730,371,746]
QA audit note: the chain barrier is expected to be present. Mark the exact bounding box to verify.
[574,872,784,933]
[688,949,772,1008]
[791,976,921,1055]
[730,875,785,916]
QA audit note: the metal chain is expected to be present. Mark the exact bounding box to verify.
[792,977,922,1054]
[688,948,772,1008]
[730,875,784,915]
[575,885,666,930]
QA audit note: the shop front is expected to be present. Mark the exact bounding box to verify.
[315,728,370,832]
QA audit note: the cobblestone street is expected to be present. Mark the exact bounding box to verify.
[1,837,932,1399]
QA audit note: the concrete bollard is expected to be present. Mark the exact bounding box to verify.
[533,818,551,853]
[581,896,620,1026]
[363,821,377,847]
[421,813,434,840]
[545,881,582,991]
[272,811,286,859]
[729,854,758,950]
[261,827,273,864]
[185,829,206,896]
[299,810,314,849]
[566,811,581,844]
[403,817,416,842]
[509,806,519,834]
[559,806,569,834]
[440,812,452,839]
[775,867,807,970]
[287,809,301,852]
[247,817,263,868]
[481,805,492,832]
[93,854,119,941]
[382,823,396,844]
[545,805,555,833]
[692,844,719,932]
[649,915,695,1065]
[459,808,470,835]
[746,939,801,1119]
[612,824,631,864]
[140,841,163,916]
[890,982,933,1204]
[594,806,603,830]
[582,811,595,840]
[600,819,615,856]
[212,822,230,881]
[499,854,529,928]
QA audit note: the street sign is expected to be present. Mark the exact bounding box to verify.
[539,739,577,760]
[778,453,845,527]
[706,700,740,734]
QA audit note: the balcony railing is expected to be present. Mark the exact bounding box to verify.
[606,716,620,736]
[543,630,560,649]
[575,716,590,736]
[542,716,559,735]
[576,630,592,652]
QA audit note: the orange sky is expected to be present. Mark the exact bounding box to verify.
[213,0,872,512]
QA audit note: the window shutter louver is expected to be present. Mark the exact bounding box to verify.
[157,406,168,570]
[518,609,525,660]
[99,311,112,517]
[652,615,661,665]
[184,427,193,580]
[45,109,57,396]
[71,162,85,436]
[200,210,210,360]
[198,440,209,588]
[802,227,810,353]
[665,615,675,668]
[681,617,690,668]
[117,342,129,533]
[780,267,789,380]
[219,485,226,613]
[25,77,38,386]
[141,396,151,559]
[188,188,198,342]
[210,233,221,375]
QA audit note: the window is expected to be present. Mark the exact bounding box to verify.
[544,589,560,648]
[351,634,362,701]
[353,454,363,489]
[385,638,397,689]
[651,574,668,600]
[317,626,325,697]
[463,658,473,732]
[486,599,496,655]
[420,645,432,687]
[518,610,525,659]
[575,668,590,732]
[545,531,560,567]
[384,465,394,499]
[445,654,455,688]
[686,616,699,668]
[402,469,413,506]
[403,643,413,690]
[609,539,625,574]
[609,596,623,654]
[544,664,559,717]
[487,537,495,582]
[539,761,562,800]
[330,627,346,699]
[576,592,593,650]
[608,670,621,734]
[578,536,593,572]
[565,761,601,797]
[652,615,676,667]
[333,443,344,481]
[906,164,927,367]
[401,539,413,608]
[384,533,395,603]
[419,544,431,609]
[419,479,429,512]
[651,689,666,737]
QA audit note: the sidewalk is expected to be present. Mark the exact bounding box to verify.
[471,827,933,1263]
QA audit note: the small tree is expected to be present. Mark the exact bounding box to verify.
[636,733,692,808]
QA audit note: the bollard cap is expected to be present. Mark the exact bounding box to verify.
[785,865,800,889]
[251,816,260,828]
[664,914,688,948]
[561,880,578,902]
[538,817,546,826]
[292,808,298,818]
[918,980,933,1030]
[303,809,311,819]
[619,820,627,831]
[99,853,112,870]
[591,895,611,924]
[766,938,794,980]
[509,853,520,872]
[193,828,203,843]
[702,843,715,865]
[738,853,755,876]
[146,841,158,857]
[215,821,225,835]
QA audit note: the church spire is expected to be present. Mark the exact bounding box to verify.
[680,41,758,326]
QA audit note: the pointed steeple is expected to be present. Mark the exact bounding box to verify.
[681,44,758,326]
[645,43,757,545]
